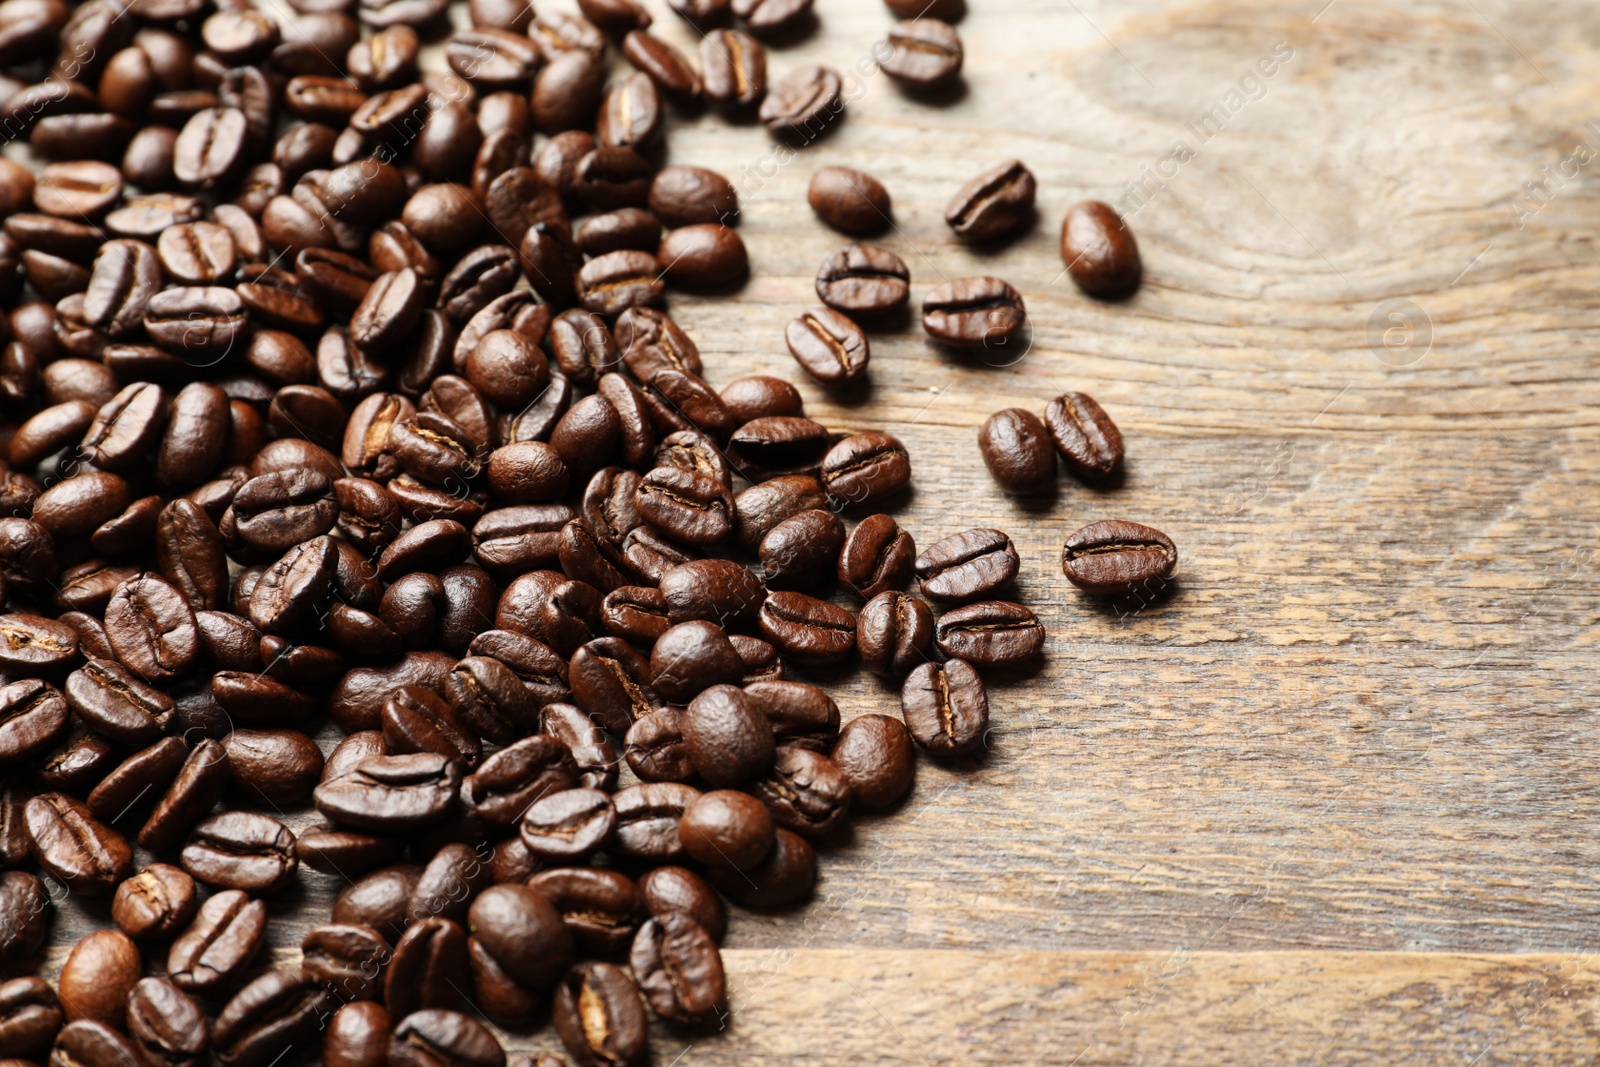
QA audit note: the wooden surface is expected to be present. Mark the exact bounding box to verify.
[33,0,1600,1061]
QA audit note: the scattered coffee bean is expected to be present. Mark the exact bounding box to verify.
[1061,519,1177,596]
[979,408,1055,494]
[1061,199,1142,298]
[945,159,1036,243]
[922,276,1026,350]
[902,658,988,756]
[807,166,891,235]
[933,600,1045,666]
[1045,391,1124,481]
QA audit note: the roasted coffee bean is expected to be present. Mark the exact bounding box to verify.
[472,504,569,579]
[785,307,868,385]
[222,729,325,805]
[58,928,139,1028]
[1061,199,1141,298]
[25,793,131,894]
[144,286,248,360]
[384,918,471,1018]
[383,687,480,768]
[1061,519,1176,596]
[602,585,671,645]
[624,708,693,783]
[655,430,731,488]
[314,753,462,832]
[468,882,572,990]
[659,223,748,287]
[332,863,422,940]
[934,600,1043,666]
[301,924,391,1003]
[838,513,915,601]
[552,963,648,1067]
[752,746,851,839]
[880,18,963,87]
[166,889,266,994]
[81,381,166,471]
[682,685,773,787]
[620,30,700,103]
[541,702,620,792]
[0,616,74,678]
[297,821,405,877]
[570,636,662,732]
[648,167,738,229]
[901,658,988,756]
[651,620,743,703]
[86,738,188,827]
[576,208,662,259]
[637,865,725,942]
[83,240,162,340]
[815,245,908,315]
[659,558,764,630]
[856,590,934,678]
[173,107,249,189]
[706,825,813,907]
[575,249,662,315]
[630,912,724,1027]
[0,874,47,965]
[1044,391,1123,481]
[64,658,174,743]
[351,268,424,354]
[914,528,1017,603]
[111,863,197,941]
[636,466,734,545]
[979,408,1054,493]
[923,276,1026,350]
[48,1020,141,1067]
[678,789,772,870]
[760,509,845,591]
[576,0,650,32]
[324,1002,391,1067]
[0,975,60,1057]
[699,29,765,110]
[139,740,230,853]
[759,64,842,140]
[158,222,237,285]
[610,781,698,862]
[831,713,914,809]
[820,431,910,509]
[463,735,576,828]
[532,51,605,133]
[212,970,339,1067]
[35,727,118,794]
[732,475,827,551]
[180,811,298,894]
[807,165,889,235]
[526,867,639,955]
[758,591,856,667]
[0,680,69,767]
[945,158,1036,244]
[732,0,810,33]
[126,977,208,1067]
[519,786,615,859]
[388,1009,506,1067]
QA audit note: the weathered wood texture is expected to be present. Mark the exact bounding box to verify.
[30,0,1600,1060]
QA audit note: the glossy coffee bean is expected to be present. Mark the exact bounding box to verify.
[837,513,915,601]
[126,977,208,1067]
[111,863,198,940]
[552,963,647,1067]
[1045,391,1124,482]
[682,685,773,787]
[752,745,851,839]
[58,928,139,1028]
[212,970,339,1067]
[610,781,698,862]
[630,912,724,1027]
[815,245,908,315]
[0,874,47,965]
[945,159,1036,243]
[48,1020,141,1067]
[324,1002,391,1067]
[388,1009,506,1067]
[881,18,963,87]
[1061,519,1177,596]
[759,508,845,592]
[705,825,813,907]
[807,165,889,235]
[0,976,60,1058]
[166,890,267,995]
[1061,200,1142,298]
[180,811,298,894]
[525,867,639,954]
[0,680,70,766]
[856,590,934,678]
[785,307,868,385]
[902,658,988,755]
[914,528,1018,603]
[314,753,462,832]
[979,408,1055,494]
[385,918,472,1019]
[301,924,392,1003]
[637,865,725,942]
[25,793,131,894]
[519,787,615,859]
[923,276,1026,350]
[821,431,911,509]
[679,789,773,870]
[831,713,915,808]
[933,600,1044,666]
[759,64,842,141]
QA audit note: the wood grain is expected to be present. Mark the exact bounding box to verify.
[25,0,1600,1060]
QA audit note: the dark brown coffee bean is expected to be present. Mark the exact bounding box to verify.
[462,735,577,829]
[636,466,733,545]
[655,429,731,488]
[384,917,472,1018]
[630,912,724,1027]
[759,508,845,591]
[467,329,550,409]
[56,927,139,1030]
[757,591,857,667]
[1061,519,1176,596]
[659,558,764,630]
[519,786,615,860]
[0,614,75,674]
[346,25,420,90]
[678,788,771,870]
[706,824,812,907]
[552,963,647,1067]
[166,889,266,994]
[856,590,934,678]
[570,249,658,317]
[85,739,187,830]
[837,513,914,601]
[301,924,391,1004]
[48,1020,141,1067]
[222,729,325,806]
[681,684,773,787]
[173,107,249,189]
[332,864,422,940]
[831,712,914,808]
[923,276,1026,350]
[63,658,173,743]
[901,658,988,755]
[0,875,48,966]
[649,166,737,229]
[658,223,747,287]
[610,781,698,862]
[144,286,248,359]
[600,585,669,646]
[467,881,572,999]
[636,866,724,942]
[637,367,736,441]
[139,740,229,853]
[733,0,810,33]
[758,64,841,139]
[532,50,605,133]
[573,209,660,260]
[80,381,166,471]
[521,867,635,956]
[979,408,1054,494]
[25,792,131,893]
[622,708,693,783]
[388,1009,506,1067]
[730,476,824,554]
[1044,391,1123,481]
[224,469,338,553]
[126,977,207,1067]
[784,306,868,384]
[1061,199,1141,298]
[914,528,1017,604]
[621,30,700,102]
[815,244,908,315]
[935,600,1044,666]
[576,0,650,32]
[324,1001,391,1067]
[699,28,765,109]
[753,745,851,838]
[179,811,298,894]
[212,970,339,1067]
[820,431,910,509]
[650,620,743,703]
[297,821,405,877]
[881,18,963,86]
[110,863,197,941]
[315,753,462,832]
[157,382,231,492]
[0,975,60,1057]
[945,158,1036,243]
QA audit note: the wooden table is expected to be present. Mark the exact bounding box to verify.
[38,0,1600,1061]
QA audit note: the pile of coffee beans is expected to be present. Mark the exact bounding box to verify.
[0,0,1145,1064]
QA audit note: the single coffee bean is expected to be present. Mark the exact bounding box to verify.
[699,28,765,109]
[815,245,908,315]
[139,739,230,853]
[0,874,48,965]
[222,729,325,806]
[301,924,392,1003]
[48,1020,141,1067]
[679,789,773,870]
[759,64,842,140]
[979,408,1055,494]
[383,688,481,769]
[658,558,765,630]
[881,18,963,86]
[541,702,620,792]
[752,745,852,838]
[837,513,915,601]
[0,679,69,766]
[463,734,576,828]
[65,658,174,743]
[914,528,1018,603]
[784,306,869,385]
[297,822,405,877]
[111,863,197,941]
[25,793,130,894]
[902,658,987,756]
[807,165,889,234]
[831,713,915,808]
[1044,391,1124,482]
[315,753,462,832]
[820,431,911,509]
[624,708,694,783]
[649,166,738,229]
[166,890,266,994]
[324,1002,391,1067]
[1061,199,1142,298]
[637,866,725,942]
[758,591,858,666]
[923,276,1026,350]
[682,685,774,787]
[520,786,615,859]
[743,680,837,750]
[388,1010,506,1067]
[732,475,827,550]
[658,223,748,287]
[945,159,1036,243]
[331,864,422,942]
[58,928,140,1028]
[933,600,1045,666]
[126,977,208,1067]
[635,466,734,545]
[385,918,472,1019]
[650,620,743,703]
[467,882,572,991]
[630,912,724,1027]
[570,636,663,732]
[212,970,339,1067]
[0,975,60,1058]
[180,811,298,894]
[525,867,638,954]
[611,781,699,862]
[760,508,846,592]
[621,30,700,101]
[705,825,813,907]
[1061,519,1177,596]
[575,249,663,315]
[552,963,648,1067]
[104,572,199,683]
[856,590,934,678]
